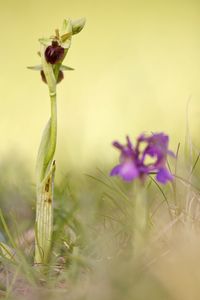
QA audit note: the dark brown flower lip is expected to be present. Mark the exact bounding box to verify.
[45,41,65,65]
[40,70,64,84]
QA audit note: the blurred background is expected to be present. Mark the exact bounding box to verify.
[0,0,200,175]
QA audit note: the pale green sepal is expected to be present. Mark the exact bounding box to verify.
[61,65,74,71]
[61,38,71,49]
[27,65,43,71]
[39,38,52,46]
[71,18,86,35]
[60,32,71,43]
[27,65,74,72]
[60,19,72,49]
[61,19,68,33]
[61,19,72,36]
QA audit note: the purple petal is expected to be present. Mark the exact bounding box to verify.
[110,162,139,182]
[112,141,124,150]
[167,150,176,157]
[149,133,169,145]
[156,168,173,184]
[110,165,122,176]
[126,136,133,149]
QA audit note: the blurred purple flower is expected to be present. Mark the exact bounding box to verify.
[110,133,174,184]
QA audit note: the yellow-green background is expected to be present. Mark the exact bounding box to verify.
[1,0,200,173]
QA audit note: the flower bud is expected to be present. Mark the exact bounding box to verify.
[45,41,65,64]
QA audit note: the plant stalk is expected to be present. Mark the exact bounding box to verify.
[34,46,57,265]
[133,182,148,257]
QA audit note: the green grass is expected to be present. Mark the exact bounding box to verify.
[0,150,200,300]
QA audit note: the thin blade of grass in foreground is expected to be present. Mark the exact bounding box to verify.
[85,171,132,211]
[190,151,200,176]
[4,265,21,299]
[86,173,133,215]
[0,209,17,250]
[97,168,131,202]
[174,174,200,194]
[148,175,173,220]
[0,242,16,262]
[171,142,181,209]
[102,192,130,217]
[148,176,169,206]
[0,210,37,287]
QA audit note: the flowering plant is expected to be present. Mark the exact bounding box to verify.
[110,132,175,256]
[111,133,174,184]
[29,18,85,265]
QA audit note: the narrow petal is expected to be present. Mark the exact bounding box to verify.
[112,141,124,151]
[156,168,173,184]
[126,136,133,149]
[110,165,122,176]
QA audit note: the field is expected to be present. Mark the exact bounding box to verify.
[1,0,200,299]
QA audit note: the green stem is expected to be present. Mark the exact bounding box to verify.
[44,94,57,171]
[34,46,57,265]
[133,182,148,257]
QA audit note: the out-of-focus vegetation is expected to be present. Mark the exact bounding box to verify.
[1,147,200,299]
